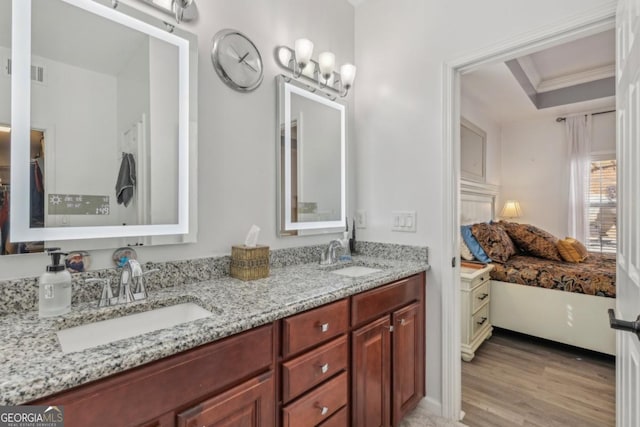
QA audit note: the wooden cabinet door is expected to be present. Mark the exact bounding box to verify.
[176,372,274,427]
[392,302,424,425]
[352,316,391,427]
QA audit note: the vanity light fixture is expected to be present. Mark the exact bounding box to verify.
[276,38,356,98]
[0,126,11,133]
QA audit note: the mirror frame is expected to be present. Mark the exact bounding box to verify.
[276,76,346,234]
[10,0,190,241]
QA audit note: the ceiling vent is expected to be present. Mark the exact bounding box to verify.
[5,58,46,84]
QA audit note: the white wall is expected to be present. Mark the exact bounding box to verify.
[0,0,355,276]
[353,0,615,412]
[501,112,615,239]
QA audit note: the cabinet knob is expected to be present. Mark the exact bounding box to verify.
[318,363,329,374]
[477,293,489,301]
[315,403,329,416]
[318,322,329,332]
[398,318,408,326]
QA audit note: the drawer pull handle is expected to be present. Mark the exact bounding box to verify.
[319,322,329,332]
[319,363,329,374]
[477,293,489,301]
[476,317,487,326]
[315,403,329,416]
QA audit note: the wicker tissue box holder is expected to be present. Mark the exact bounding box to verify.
[230,245,270,281]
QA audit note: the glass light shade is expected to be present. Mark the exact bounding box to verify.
[500,200,522,219]
[302,62,315,78]
[277,47,292,67]
[318,51,335,80]
[0,125,11,133]
[340,63,356,88]
[294,38,314,66]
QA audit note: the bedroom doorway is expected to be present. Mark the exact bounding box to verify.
[440,4,621,424]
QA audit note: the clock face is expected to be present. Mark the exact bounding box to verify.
[211,29,263,92]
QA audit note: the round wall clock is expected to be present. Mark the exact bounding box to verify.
[211,29,264,92]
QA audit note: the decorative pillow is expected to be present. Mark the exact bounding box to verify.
[557,237,589,263]
[460,236,475,261]
[461,225,491,263]
[471,222,517,263]
[500,221,562,261]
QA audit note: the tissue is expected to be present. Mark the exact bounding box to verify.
[244,224,261,247]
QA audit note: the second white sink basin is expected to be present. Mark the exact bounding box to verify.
[56,302,212,354]
[331,266,382,277]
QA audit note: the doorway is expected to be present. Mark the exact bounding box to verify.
[440,6,617,422]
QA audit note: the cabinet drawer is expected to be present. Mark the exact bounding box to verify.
[471,280,490,312]
[176,371,274,427]
[282,372,348,427]
[471,304,490,338]
[318,405,348,427]
[469,271,491,289]
[351,274,422,326]
[283,300,348,357]
[282,335,348,403]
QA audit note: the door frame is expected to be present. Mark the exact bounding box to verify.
[440,3,617,420]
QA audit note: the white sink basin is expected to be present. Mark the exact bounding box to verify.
[331,266,382,277]
[56,302,212,354]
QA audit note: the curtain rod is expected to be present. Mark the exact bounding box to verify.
[555,109,615,123]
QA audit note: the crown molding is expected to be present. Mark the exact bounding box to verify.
[537,63,615,92]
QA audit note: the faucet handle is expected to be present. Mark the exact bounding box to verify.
[86,278,114,308]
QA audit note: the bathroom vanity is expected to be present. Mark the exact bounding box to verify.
[18,260,426,427]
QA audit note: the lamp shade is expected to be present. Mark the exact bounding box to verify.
[294,38,314,66]
[277,47,292,67]
[340,63,356,88]
[500,200,522,219]
[318,52,335,80]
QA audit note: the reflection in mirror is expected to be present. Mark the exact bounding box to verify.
[8,0,195,248]
[277,76,346,235]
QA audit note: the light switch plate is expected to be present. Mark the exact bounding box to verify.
[392,211,417,232]
[356,210,367,228]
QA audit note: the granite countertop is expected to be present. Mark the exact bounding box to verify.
[0,255,428,405]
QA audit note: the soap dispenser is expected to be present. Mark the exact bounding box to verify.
[39,249,72,317]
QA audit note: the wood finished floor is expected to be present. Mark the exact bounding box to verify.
[461,328,615,427]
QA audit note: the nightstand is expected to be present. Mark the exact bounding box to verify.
[460,264,494,362]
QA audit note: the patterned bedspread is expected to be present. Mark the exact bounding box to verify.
[490,252,616,298]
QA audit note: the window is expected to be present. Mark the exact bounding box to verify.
[588,159,616,253]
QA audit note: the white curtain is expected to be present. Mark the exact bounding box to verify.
[566,115,592,244]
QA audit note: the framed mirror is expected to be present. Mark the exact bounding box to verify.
[7,0,196,246]
[276,76,346,235]
[460,117,486,183]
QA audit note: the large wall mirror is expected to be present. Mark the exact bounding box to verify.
[460,117,486,183]
[276,76,346,235]
[1,0,197,255]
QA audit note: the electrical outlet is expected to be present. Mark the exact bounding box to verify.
[356,210,367,228]
[392,211,417,232]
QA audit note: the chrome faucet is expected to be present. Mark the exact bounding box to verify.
[320,240,344,265]
[86,260,158,308]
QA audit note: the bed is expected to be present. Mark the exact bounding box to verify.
[461,186,616,355]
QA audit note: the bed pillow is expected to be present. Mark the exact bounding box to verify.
[471,222,516,263]
[557,237,589,263]
[461,225,491,263]
[460,236,475,261]
[499,221,562,261]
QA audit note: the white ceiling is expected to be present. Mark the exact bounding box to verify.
[461,29,615,125]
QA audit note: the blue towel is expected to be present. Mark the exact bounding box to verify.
[461,225,491,263]
[116,153,136,207]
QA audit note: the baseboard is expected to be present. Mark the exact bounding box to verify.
[423,396,443,417]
